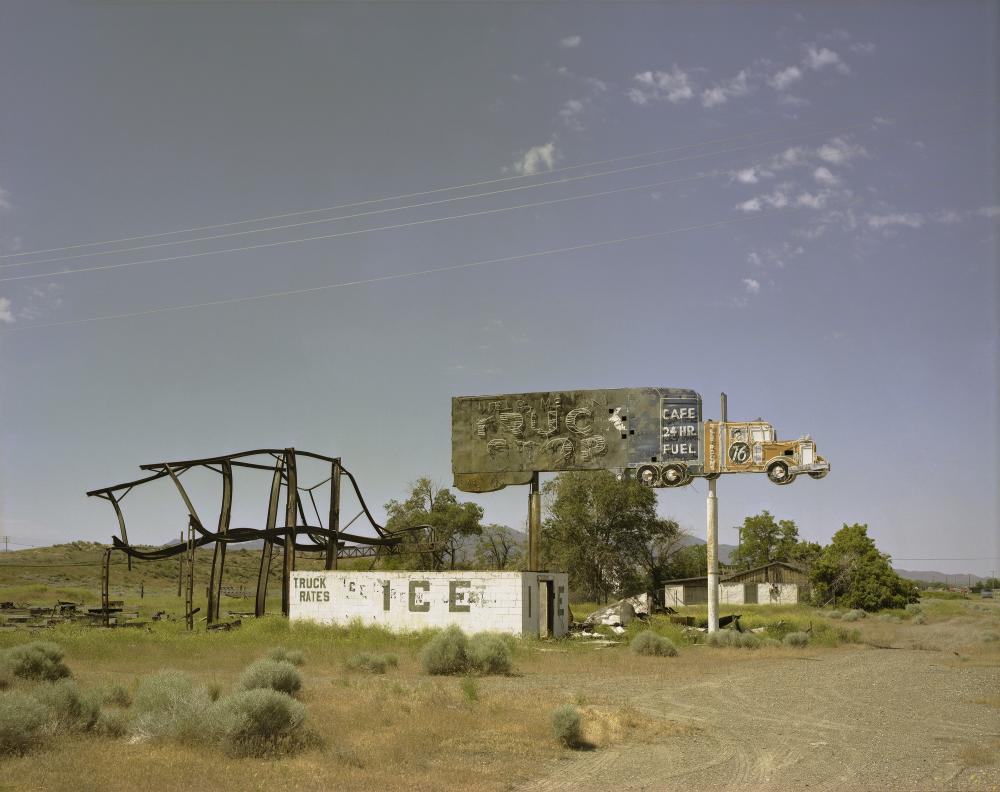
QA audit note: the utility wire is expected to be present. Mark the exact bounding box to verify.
[2,212,764,332]
[0,120,867,263]
[0,125,860,272]
[0,171,715,284]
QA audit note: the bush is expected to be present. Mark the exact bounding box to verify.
[212,688,307,757]
[266,647,305,667]
[96,708,130,738]
[133,670,213,743]
[0,691,49,756]
[460,676,478,703]
[346,653,398,675]
[905,603,922,614]
[551,704,582,748]
[841,610,862,622]
[468,633,513,674]
[102,684,132,708]
[737,633,761,649]
[32,679,100,731]
[238,660,302,696]
[631,631,678,657]
[421,626,470,675]
[913,613,926,625]
[827,610,843,619]
[4,642,71,681]
[760,637,782,648]
[783,632,810,647]
[982,632,998,643]
[705,630,739,647]
[0,657,12,691]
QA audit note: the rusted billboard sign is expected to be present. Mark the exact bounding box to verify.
[452,388,829,492]
[452,388,703,492]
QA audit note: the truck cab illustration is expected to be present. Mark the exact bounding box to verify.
[703,420,829,485]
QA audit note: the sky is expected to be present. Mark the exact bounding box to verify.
[0,1,998,577]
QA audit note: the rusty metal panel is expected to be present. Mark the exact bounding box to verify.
[452,388,702,490]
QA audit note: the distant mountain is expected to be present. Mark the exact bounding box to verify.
[894,568,985,585]
[678,534,738,565]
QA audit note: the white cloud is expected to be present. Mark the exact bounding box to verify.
[585,77,608,93]
[867,213,924,229]
[701,70,750,108]
[850,41,876,54]
[977,205,1000,218]
[796,191,828,210]
[0,297,14,324]
[932,209,962,225]
[742,278,761,294]
[734,168,760,184]
[813,166,839,186]
[513,141,558,175]
[747,252,763,267]
[817,137,867,164]
[737,191,788,212]
[768,65,802,91]
[804,44,847,73]
[559,35,582,48]
[629,67,694,105]
[558,99,586,130]
[556,66,571,77]
[777,93,810,108]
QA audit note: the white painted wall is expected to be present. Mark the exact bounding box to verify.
[289,571,569,636]
[664,585,685,607]
[758,583,799,604]
[719,583,745,605]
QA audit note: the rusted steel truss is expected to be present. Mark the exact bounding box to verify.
[88,448,423,625]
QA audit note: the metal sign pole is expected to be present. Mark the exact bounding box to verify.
[707,393,727,634]
[528,472,541,571]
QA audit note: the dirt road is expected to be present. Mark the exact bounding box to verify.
[514,646,1000,792]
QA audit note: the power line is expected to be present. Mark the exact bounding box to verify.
[0,120,866,263]
[0,171,717,284]
[1,212,764,332]
[0,125,861,273]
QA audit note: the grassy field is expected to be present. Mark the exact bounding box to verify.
[2,544,999,791]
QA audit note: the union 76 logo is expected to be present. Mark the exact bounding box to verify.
[728,442,751,465]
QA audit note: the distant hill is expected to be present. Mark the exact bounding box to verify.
[894,568,985,585]
[678,534,738,565]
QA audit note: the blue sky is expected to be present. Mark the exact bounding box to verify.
[1,1,997,576]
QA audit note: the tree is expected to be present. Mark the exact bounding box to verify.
[810,523,919,610]
[729,510,801,569]
[383,478,484,570]
[661,543,707,580]
[540,470,685,602]
[474,524,524,570]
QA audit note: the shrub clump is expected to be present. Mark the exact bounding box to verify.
[133,670,213,743]
[467,633,513,675]
[0,657,12,691]
[0,691,49,756]
[95,708,130,738]
[4,642,71,682]
[211,688,307,757]
[31,679,101,732]
[982,631,999,643]
[238,660,302,696]
[783,632,810,647]
[551,704,582,748]
[913,613,926,625]
[631,631,678,657]
[266,647,305,667]
[905,603,922,614]
[102,683,132,708]
[827,610,843,620]
[841,610,863,622]
[346,653,398,675]
[421,627,513,676]
[421,625,469,675]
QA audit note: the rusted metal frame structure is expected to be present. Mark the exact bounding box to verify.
[88,448,423,626]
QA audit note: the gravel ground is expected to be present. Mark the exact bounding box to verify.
[512,631,1000,791]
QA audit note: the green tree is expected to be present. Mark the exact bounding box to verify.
[810,523,919,610]
[661,543,707,580]
[540,470,683,602]
[473,524,524,570]
[383,478,484,570]
[729,510,802,569]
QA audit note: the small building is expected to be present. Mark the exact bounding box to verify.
[663,561,810,607]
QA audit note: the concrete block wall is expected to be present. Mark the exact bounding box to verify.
[758,582,799,604]
[289,571,569,636]
[718,583,746,605]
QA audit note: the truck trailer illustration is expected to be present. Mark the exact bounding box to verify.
[451,388,828,492]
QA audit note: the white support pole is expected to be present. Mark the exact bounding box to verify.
[707,477,719,633]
